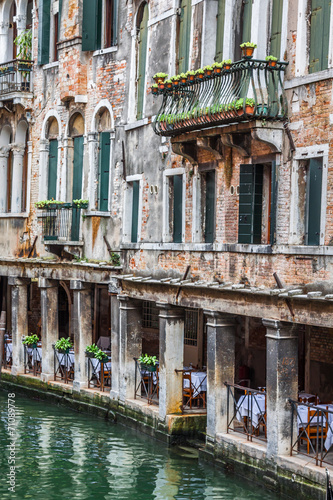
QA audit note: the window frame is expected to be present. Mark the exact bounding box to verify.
[163,168,186,243]
[123,174,143,244]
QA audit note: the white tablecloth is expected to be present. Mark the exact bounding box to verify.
[90,357,111,376]
[237,394,266,428]
[296,404,333,451]
[27,347,42,366]
[5,342,12,362]
[183,371,207,398]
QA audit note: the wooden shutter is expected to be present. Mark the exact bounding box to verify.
[58,0,63,38]
[38,0,51,65]
[71,136,84,241]
[105,0,118,47]
[215,0,226,62]
[173,175,183,243]
[178,0,191,73]
[82,0,102,51]
[270,161,277,245]
[309,0,331,73]
[238,164,263,244]
[112,0,118,46]
[205,170,215,243]
[137,3,148,120]
[307,158,323,245]
[98,132,110,211]
[241,0,252,44]
[131,180,140,243]
[47,139,58,200]
[270,0,283,58]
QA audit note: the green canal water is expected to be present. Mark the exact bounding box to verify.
[0,390,280,500]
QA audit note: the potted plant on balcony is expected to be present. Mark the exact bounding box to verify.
[153,72,168,84]
[23,334,39,349]
[171,75,180,88]
[234,98,255,115]
[223,59,232,70]
[139,354,157,372]
[165,79,173,89]
[195,68,204,79]
[151,83,159,94]
[203,65,213,77]
[55,337,73,354]
[85,344,99,358]
[186,70,196,82]
[14,28,32,90]
[95,349,109,364]
[265,55,278,67]
[212,62,223,74]
[35,199,64,209]
[72,199,89,209]
[240,42,257,59]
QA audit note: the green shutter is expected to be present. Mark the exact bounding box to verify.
[241,0,252,44]
[205,171,215,243]
[71,136,84,241]
[131,180,140,243]
[309,0,331,73]
[82,0,102,51]
[307,158,322,245]
[178,0,191,73]
[215,0,225,62]
[270,0,283,58]
[58,0,63,39]
[173,175,183,243]
[112,0,118,46]
[98,132,110,212]
[270,161,277,245]
[47,139,58,200]
[137,3,149,120]
[38,0,50,65]
[238,164,263,244]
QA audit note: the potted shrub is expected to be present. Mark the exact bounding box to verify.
[234,98,255,115]
[266,55,278,67]
[95,348,109,363]
[223,59,232,70]
[171,75,180,87]
[186,70,196,82]
[179,72,187,84]
[139,354,157,372]
[212,62,223,74]
[23,334,39,349]
[72,199,89,209]
[203,65,213,76]
[55,337,73,354]
[85,344,99,358]
[195,68,204,79]
[240,42,257,58]
[35,199,64,209]
[165,79,173,89]
[151,83,159,94]
[153,72,168,84]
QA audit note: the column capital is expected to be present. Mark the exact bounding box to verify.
[70,280,92,291]
[204,310,237,327]
[263,318,296,339]
[88,132,98,141]
[156,302,184,319]
[11,143,26,156]
[39,139,49,152]
[117,294,140,310]
[38,278,59,289]
[8,277,30,286]
[109,277,121,294]
[0,146,10,158]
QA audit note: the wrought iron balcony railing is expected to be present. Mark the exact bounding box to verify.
[152,59,288,137]
[0,59,33,97]
[39,203,86,242]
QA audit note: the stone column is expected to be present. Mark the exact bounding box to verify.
[263,319,298,458]
[157,302,184,420]
[11,144,25,213]
[0,146,10,212]
[204,310,237,446]
[118,295,142,402]
[9,277,30,376]
[70,280,93,392]
[39,278,58,383]
[109,284,120,399]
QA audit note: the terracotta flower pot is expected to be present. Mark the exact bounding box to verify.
[223,64,231,71]
[188,75,195,81]
[214,67,222,74]
[241,46,255,58]
[237,105,255,116]
[204,69,213,76]
[268,60,277,67]
[158,83,165,90]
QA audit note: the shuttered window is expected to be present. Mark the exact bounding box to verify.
[137,3,149,120]
[238,164,263,244]
[131,180,140,243]
[205,170,215,243]
[270,0,283,58]
[71,136,84,241]
[82,0,102,51]
[215,0,226,62]
[178,0,191,73]
[307,158,323,245]
[270,161,277,245]
[105,0,118,47]
[47,139,58,200]
[38,0,51,65]
[309,0,331,73]
[98,132,110,212]
[173,175,183,243]
[241,0,252,44]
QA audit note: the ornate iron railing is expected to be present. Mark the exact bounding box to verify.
[134,358,159,405]
[39,204,84,242]
[225,382,267,442]
[0,59,33,96]
[3,339,12,369]
[53,346,74,384]
[87,356,112,391]
[175,368,207,413]
[23,344,42,376]
[290,399,333,467]
[152,59,288,137]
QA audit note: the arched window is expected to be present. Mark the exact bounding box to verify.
[96,108,112,211]
[68,113,85,240]
[178,0,191,73]
[136,2,148,120]
[0,126,12,213]
[46,117,59,200]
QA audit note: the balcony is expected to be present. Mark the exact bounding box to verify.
[0,59,33,100]
[152,58,288,137]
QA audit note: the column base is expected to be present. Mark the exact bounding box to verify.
[73,380,87,392]
[109,390,119,400]
[41,373,54,383]
[11,366,24,376]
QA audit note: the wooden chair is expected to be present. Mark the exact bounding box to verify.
[300,406,328,454]
[183,372,202,409]
[102,364,111,389]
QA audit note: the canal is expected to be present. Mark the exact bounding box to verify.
[0,390,280,499]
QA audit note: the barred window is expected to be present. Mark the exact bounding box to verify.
[142,301,159,330]
[184,309,198,346]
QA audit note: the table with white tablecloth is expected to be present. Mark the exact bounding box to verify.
[183,371,207,398]
[236,393,266,428]
[296,403,333,451]
[5,342,12,362]
[90,357,111,376]
[27,347,42,366]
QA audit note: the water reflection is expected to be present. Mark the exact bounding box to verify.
[0,390,279,499]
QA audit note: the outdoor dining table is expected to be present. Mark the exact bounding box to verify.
[296,403,333,451]
[236,393,266,428]
[27,346,42,366]
[5,342,12,362]
[183,371,207,397]
[90,357,111,376]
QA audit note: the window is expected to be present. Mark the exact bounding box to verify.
[38,0,63,64]
[123,175,143,243]
[98,132,110,212]
[238,163,276,245]
[136,3,149,120]
[215,0,226,62]
[270,0,283,59]
[234,0,252,61]
[178,0,192,73]
[47,139,58,199]
[131,180,140,243]
[201,170,215,243]
[142,301,159,330]
[309,0,331,73]
[163,170,185,243]
[82,0,118,52]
